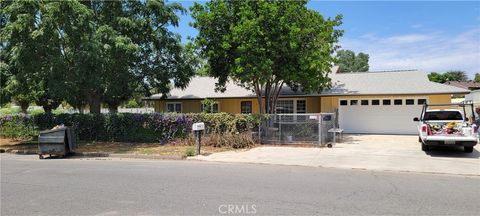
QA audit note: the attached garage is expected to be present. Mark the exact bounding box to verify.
[322,69,471,135]
[338,98,426,134]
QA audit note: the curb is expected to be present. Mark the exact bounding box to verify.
[0,149,185,160]
[108,154,185,160]
[74,152,110,157]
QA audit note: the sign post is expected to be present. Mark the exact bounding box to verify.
[192,122,205,155]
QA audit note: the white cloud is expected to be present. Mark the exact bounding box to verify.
[385,34,433,44]
[340,28,480,77]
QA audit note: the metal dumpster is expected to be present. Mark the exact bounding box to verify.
[38,127,76,159]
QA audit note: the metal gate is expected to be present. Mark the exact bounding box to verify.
[260,113,336,145]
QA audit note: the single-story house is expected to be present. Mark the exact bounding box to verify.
[144,68,469,134]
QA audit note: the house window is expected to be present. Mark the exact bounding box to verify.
[372,100,380,105]
[340,100,348,106]
[276,100,294,113]
[394,99,403,105]
[240,101,252,114]
[202,103,219,113]
[350,100,358,105]
[275,99,306,114]
[361,100,369,105]
[406,99,415,105]
[383,99,391,105]
[296,100,306,113]
[166,102,182,112]
[418,99,427,105]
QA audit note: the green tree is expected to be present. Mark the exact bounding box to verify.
[428,70,468,83]
[336,49,369,72]
[191,0,343,113]
[1,0,48,113]
[1,0,194,114]
[474,73,480,82]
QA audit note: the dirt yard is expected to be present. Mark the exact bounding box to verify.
[0,138,235,157]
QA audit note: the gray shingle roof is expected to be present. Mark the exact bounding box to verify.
[146,70,469,100]
[325,70,470,95]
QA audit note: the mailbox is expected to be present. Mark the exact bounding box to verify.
[192,122,205,131]
[192,122,205,155]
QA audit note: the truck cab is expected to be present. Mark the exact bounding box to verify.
[414,103,477,153]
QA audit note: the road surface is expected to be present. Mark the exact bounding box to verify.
[1,154,479,215]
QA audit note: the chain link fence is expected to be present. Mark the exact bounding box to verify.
[259,113,337,145]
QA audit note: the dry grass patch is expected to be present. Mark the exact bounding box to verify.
[77,141,233,156]
[1,134,256,157]
[0,138,37,151]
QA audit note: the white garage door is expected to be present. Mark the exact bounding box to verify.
[338,98,426,134]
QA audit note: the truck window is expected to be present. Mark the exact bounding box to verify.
[424,111,463,121]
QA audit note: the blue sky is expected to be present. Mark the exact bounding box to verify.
[168,0,480,77]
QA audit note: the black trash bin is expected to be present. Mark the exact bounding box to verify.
[38,127,76,159]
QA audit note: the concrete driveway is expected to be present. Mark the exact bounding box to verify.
[191,135,480,176]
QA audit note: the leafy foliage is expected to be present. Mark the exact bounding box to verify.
[200,98,217,113]
[474,73,480,82]
[428,71,468,83]
[190,0,343,113]
[336,49,369,72]
[0,113,264,143]
[1,0,195,114]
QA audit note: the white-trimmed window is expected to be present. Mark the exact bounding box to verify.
[240,101,252,114]
[166,102,182,112]
[201,103,219,113]
[275,99,306,113]
[296,100,306,113]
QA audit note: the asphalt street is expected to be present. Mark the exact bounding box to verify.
[1,154,479,215]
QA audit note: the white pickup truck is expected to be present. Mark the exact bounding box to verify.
[414,103,477,153]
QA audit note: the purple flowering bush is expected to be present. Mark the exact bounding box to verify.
[1,113,263,144]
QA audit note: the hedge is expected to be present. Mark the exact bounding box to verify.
[0,113,264,143]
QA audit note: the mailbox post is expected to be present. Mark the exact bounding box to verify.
[192,122,205,155]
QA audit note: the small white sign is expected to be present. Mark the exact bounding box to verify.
[309,115,318,120]
[192,122,205,131]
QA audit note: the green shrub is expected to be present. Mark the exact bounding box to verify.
[0,114,37,139]
[0,113,263,146]
[184,147,196,156]
[125,99,140,108]
[0,106,21,115]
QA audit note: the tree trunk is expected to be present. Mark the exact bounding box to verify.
[19,101,29,114]
[265,82,271,114]
[78,106,85,114]
[88,94,101,114]
[108,106,118,113]
[43,106,53,114]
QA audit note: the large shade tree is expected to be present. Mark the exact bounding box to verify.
[1,0,195,114]
[336,49,369,72]
[0,0,68,113]
[191,0,343,114]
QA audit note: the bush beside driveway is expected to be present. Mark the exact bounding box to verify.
[191,135,480,176]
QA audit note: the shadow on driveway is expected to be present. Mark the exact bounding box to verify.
[425,146,480,159]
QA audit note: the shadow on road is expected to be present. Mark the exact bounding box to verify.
[425,146,480,159]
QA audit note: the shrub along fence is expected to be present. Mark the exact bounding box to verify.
[0,113,264,144]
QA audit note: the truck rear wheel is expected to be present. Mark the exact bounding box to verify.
[464,146,473,153]
[421,143,430,151]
